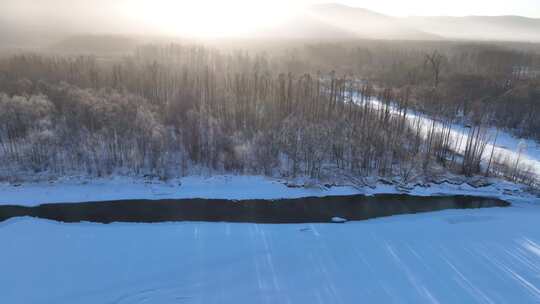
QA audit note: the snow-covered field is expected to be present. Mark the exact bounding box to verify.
[2,201,540,303]
[0,175,539,303]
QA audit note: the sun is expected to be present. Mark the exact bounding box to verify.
[125,0,298,37]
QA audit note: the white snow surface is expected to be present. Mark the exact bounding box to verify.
[0,174,535,206]
[0,175,539,303]
[0,175,359,206]
[2,201,540,303]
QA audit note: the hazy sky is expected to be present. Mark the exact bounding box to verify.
[4,0,540,17]
[2,0,540,37]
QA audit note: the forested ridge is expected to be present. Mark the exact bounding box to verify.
[0,42,538,185]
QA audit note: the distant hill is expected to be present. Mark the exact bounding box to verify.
[306,4,441,40]
[403,15,540,42]
[259,12,359,40]
[260,3,540,42]
[0,19,62,49]
[259,4,440,40]
[50,35,140,54]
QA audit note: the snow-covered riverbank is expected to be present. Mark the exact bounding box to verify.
[0,174,537,206]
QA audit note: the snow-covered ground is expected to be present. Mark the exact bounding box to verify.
[0,174,535,206]
[2,201,540,304]
[0,175,359,206]
[1,174,539,303]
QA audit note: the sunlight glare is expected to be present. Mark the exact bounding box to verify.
[126,0,298,37]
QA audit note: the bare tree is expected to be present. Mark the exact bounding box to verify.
[424,50,446,88]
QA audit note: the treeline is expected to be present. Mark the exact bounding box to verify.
[0,44,536,185]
